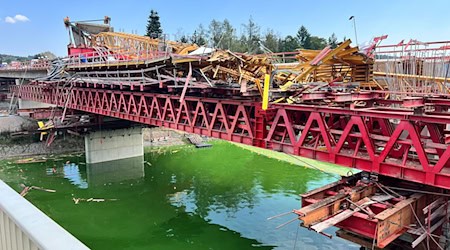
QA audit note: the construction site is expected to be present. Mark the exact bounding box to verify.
[1,8,450,250]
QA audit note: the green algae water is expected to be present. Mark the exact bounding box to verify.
[0,140,358,249]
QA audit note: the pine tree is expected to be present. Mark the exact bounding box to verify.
[146,10,162,38]
[297,25,311,49]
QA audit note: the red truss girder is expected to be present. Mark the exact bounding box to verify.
[13,85,450,189]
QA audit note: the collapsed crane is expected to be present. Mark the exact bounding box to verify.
[59,17,376,105]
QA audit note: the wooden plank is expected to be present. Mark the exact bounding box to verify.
[311,209,356,232]
[296,193,346,215]
[296,193,347,226]
[311,197,378,233]
[423,197,444,214]
[297,185,375,227]
[374,196,419,220]
[425,202,449,224]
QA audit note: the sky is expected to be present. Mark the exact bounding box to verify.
[0,0,449,57]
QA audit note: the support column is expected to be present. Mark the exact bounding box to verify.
[84,127,144,164]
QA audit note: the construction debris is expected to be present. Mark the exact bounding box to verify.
[186,134,212,148]
[15,157,47,164]
[72,197,118,204]
[20,184,56,197]
[43,18,376,105]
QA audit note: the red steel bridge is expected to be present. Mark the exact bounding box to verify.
[13,83,450,189]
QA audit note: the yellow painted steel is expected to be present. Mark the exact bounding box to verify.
[92,32,198,56]
[262,74,270,110]
[37,121,48,141]
[273,97,285,103]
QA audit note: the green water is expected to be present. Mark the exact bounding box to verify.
[0,140,358,249]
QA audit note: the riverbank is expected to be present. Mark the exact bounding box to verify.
[0,136,85,159]
[0,119,190,159]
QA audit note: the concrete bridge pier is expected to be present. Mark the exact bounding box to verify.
[84,127,144,164]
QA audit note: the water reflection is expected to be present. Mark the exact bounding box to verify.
[46,162,88,189]
[147,142,358,249]
[45,156,145,189]
[86,155,145,186]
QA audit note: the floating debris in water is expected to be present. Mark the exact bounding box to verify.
[73,198,119,204]
[19,184,56,197]
[15,157,47,164]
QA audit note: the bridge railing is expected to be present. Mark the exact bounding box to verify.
[65,48,171,69]
[0,60,50,71]
[0,180,89,250]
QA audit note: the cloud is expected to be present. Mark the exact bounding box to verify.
[14,14,29,22]
[4,14,30,24]
[5,16,15,23]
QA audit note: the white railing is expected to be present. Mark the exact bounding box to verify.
[0,180,89,250]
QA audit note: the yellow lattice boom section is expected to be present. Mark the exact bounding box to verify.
[91,32,199,58]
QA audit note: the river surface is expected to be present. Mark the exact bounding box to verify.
[0,140,359,249]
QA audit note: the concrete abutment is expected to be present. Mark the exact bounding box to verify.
[84,127,144,164]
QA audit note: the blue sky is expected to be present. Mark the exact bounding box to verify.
[0,0,449,57]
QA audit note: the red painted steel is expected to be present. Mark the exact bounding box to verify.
[12,84,450,189]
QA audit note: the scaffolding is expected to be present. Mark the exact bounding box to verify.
[374,40,450,99]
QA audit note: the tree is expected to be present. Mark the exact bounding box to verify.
[146,10,162,38]
[207,19,239,50]
[262,29,279,53]
[179,35,189,43]
[191,24,207,45]
[220,19,235,50]
[209,19,224,47]
[296,25,311,49]
[242,17,261,53]
[280,35,299,52]
[309,36,327,50]
[328,33,338,48]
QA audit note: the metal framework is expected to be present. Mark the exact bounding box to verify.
[374,40,450,97]
[13,83,450,190]
[0,60,50,71]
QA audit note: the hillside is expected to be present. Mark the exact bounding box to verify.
[0,51,56,64]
